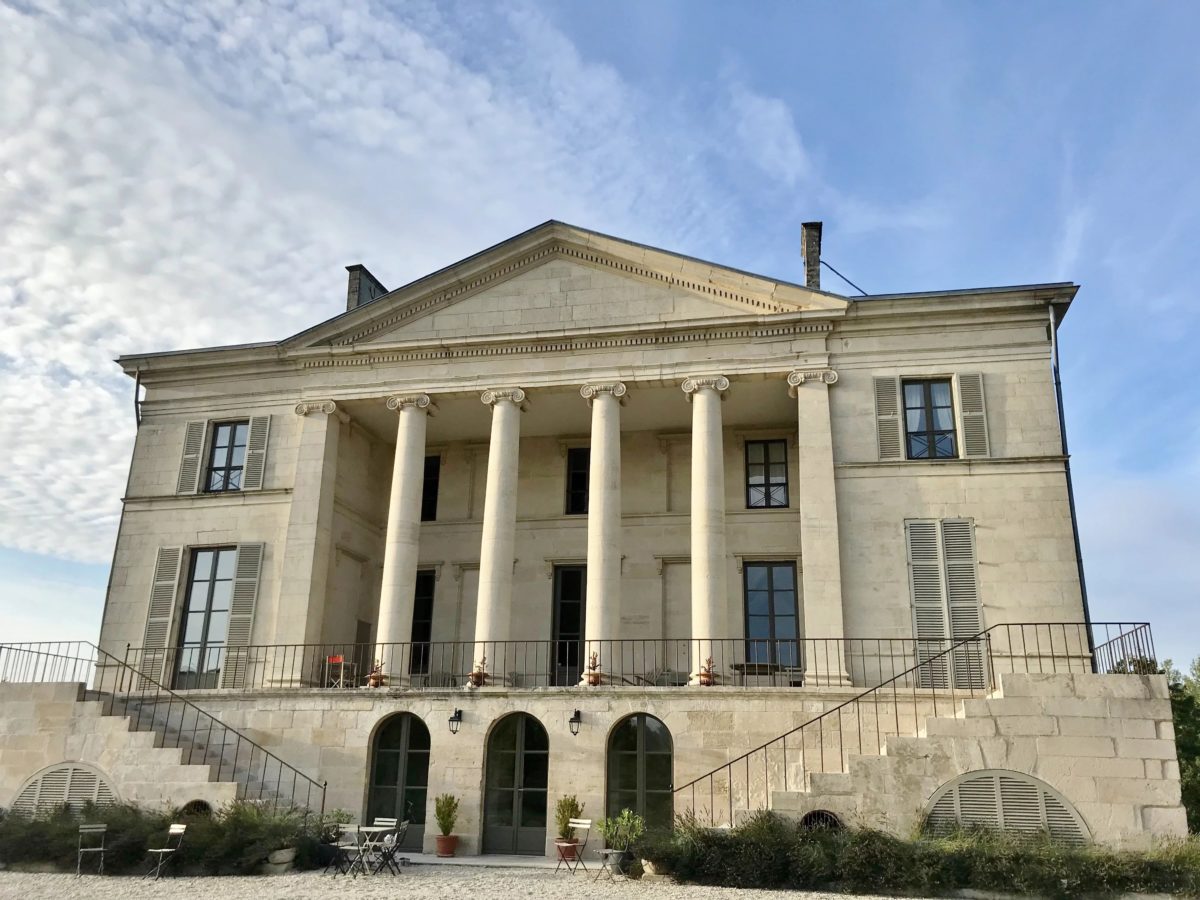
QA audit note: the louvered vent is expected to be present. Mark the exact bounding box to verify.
[923,770,1089,844]
[11,764,119,817]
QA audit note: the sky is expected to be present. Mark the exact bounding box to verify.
[1,1,1198,664]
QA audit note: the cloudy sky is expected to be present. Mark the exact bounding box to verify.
[1,1,1198,663]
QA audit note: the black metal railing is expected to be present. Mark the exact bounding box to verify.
[0,641,326,814]
[672,621,1154,826]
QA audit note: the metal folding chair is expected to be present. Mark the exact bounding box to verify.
[144,824,186,879]
[370,817,410,874]
[554,818,591,875]
[594,847,626,883]
[328,824,362,876]
[77,823,106,876]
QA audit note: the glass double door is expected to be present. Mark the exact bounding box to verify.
[483,713,548,855]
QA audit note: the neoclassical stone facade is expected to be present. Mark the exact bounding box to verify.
[2,221,1185,852]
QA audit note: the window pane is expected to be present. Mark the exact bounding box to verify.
[215,550,236,579]
[182,614,204,644]
[768,486,787,506]
[643,716,671,752]
[214,424,233,447]
[745,566,768,591]
[231,444,246,466]
[373,752,400,787]
[206,610,229,643]
[768,441,786,463]
[773,589,796,615]
[747,442,764,464]
[771,566,795,590]
[489,752,516,789]
[748,616,770,639]
[404,788,427,824]
[211,446,228,468]
[405,752,430,787]
[909,435,930,458]
[774,616,797,639]
[227,469,242,490]
[746,590,769,616]
[906,409,926,432]
[193,551,214,579]
[520,789,547,828]
[930,381,952,406]
[485,789,513,826]
[523,719,549,752]
[747,487,766,507]
[187,585,210,611]
[645,753,672,788]
[904,383,924,407]
[934,407,955,430]
[609,717,638,752]
[747,470,765,485]
[522,751,548,788]
[768,463,786,481]
[934,434,956,457]
[209,581,232,611]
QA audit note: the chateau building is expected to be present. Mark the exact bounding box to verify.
[0,221,1185,853]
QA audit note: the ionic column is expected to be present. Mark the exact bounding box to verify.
[376,393,435,680]
[580,382,626,680]
[788,369,850,686]
[682,375,730,683]
[473,388,526,680]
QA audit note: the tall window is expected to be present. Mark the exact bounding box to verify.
[409,570,435,675]
[743,562,799,667]
[368,713,430,850]
[565,447,589,515]
[745,440,788,508]
[175,548,236,689]
[606,714,673,832]
[903,380,957,459]
[206,421,249,492]
[421,455,441,522]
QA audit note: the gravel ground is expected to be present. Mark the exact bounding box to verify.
[0,868,920,900]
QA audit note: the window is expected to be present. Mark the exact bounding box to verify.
[206,421,249,491]
[745,440,788,508]
[174,547,236,690]
[743,562,800,667]
[368,713,430,850]
[421,455,440,522]
[565,447,589,515]
[903,380,957,459]
[606,714,673,832]
[409,570,435,675]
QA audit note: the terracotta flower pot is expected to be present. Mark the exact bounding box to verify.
[435,834,459,857]
[558,838,579,860]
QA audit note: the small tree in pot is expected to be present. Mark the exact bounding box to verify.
[554,795,586,859]
[434,794,460,857]
[597,808,645,875]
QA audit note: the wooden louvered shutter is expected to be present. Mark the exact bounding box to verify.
[220,542,264,688]
[874,377,903,460]
[140,547,183,685]
[957,774,999,828]
[998,774,1042,833]
[942,519,985,688]
[906,520,948,688]
[176,421,207,494]
[240,415,271,491]
[924,771,1088,844]
[957,373,991,458]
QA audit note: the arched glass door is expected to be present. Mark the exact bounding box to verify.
[483,713,548,855]
[607,713,673,832]
[367,713,430,850]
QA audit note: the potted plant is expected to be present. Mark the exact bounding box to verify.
[698,656,716,686]
[597,808,645,875]
[586,651,602,686]
[434,794,460,857]
[554,794,586,859]
[468,656,488,687]
[365,660,385,688]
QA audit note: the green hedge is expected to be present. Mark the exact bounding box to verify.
[637,811,1200,899]
[0,801,344,875]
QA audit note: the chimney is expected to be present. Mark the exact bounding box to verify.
[345,264,389,311]
[801,221,822,291]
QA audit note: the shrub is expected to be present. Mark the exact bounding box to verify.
[637,812,1200,898]
[554,794,585,840]
[434,794,459,836]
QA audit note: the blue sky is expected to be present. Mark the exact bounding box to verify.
[1,1,1197,664]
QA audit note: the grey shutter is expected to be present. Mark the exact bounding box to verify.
[13,765,117,816]
[941,519,985,688]
[240,415,271,491]
[220,542,264,688]
[906,520,948,688]
[957,373,991,458]
[176,421,207,494]
[957,774,999,828]
[873,377,903,460]
[924,772,1087,844]
[140,547,183,685]
[998,775,1042,833]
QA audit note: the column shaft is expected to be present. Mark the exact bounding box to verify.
[474,388,525,678]
[788,369,850,685]
[683,376,729,681]
[581,383,625,677]
[376,394,434,678]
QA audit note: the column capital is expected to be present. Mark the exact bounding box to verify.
[787,368,838,396]
[580,382,627,406]
[294,400,350,423]
[681,375,729,401]
[387,393,436,415]
[481,387,527,407]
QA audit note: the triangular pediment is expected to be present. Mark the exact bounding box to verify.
[289,222,847,348]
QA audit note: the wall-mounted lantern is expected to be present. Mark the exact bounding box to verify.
[448,709,463,735]
[569,709,582,736]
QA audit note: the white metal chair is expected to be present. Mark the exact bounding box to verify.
[144,824,185,879]
[329,824,363,877]
[77,823,106,876]
[554,818,591,875]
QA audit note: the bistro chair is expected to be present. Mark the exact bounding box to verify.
[326,824,362,876]
[554,818,591,875]
[76,823,106,876]
[143,824,186,879]
[371,818,410,874]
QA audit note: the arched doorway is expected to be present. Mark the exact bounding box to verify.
[483,713,549,855]
[607,713,673,832]
[367,713,430,850]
